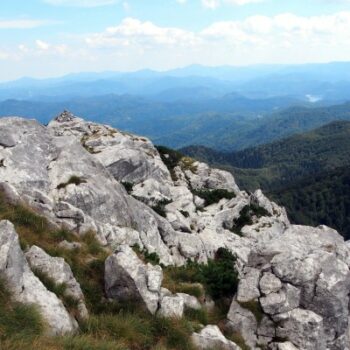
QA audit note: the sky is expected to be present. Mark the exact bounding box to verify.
[1,0,350,81]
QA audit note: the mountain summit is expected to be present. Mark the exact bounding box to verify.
[0,112,349,349]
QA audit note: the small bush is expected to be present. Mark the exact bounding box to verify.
[231,204,271,234]
[192,189,236,207]
[200,248,239,300]
[57,176,87,190]
[151,199,171,218]
[164,248,239,301]
[132,245,161,266]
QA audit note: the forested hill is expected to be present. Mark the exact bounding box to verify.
[270,166,350,240]
[182,120,350,191]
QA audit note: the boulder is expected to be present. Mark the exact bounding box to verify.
[0,220,78,335]
[176,293,201,310]
[191,325,241,350]
[25,245,88,320]
[105,245,162,314]
[158,295,184,318]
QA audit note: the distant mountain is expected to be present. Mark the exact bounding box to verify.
[2,62,350,102]
[182,120,350,190]
[0,93,303,138]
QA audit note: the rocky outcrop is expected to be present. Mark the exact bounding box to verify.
[25,245,88,321]
[191,325,241,350]
[227,224,350,350]
[2,112,350,349]
[0,220,78,335]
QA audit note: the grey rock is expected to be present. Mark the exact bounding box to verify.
[25,245,88,321]
[276,308,326,350]
[237,267,261,303]
[259,272,282,295]
[0,220,78,335]
[158,295,184,318]
[192,325,241,350]
[226,300,258,348]
[105,245,162,314]
[176,293,201,310]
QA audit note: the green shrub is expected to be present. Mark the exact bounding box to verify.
[156,146,184,171]
[151,199,171,218]
[132,245,161,266]
[200,248,239,300]
[230,204,271,234]
[192,189,236,206]
[164,248,239,301]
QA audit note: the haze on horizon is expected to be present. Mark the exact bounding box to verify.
[2,0,350,81]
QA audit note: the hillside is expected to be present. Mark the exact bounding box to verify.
[0,112,349,349]
[182,121,350,239]
[182,120,350,190]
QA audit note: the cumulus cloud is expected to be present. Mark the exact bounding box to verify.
[85,17,200,49]
[43,0,117,7]
[81,12,350,69]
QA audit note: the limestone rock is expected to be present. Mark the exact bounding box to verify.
[25,245,88,320]
[237,267,260,303]
[259,272,282,295]
[191,325,241,350]
[158,295,184,318]
[276,308,326,350]
[105,245,162,314]
[0,220,78,335]
[226,300,258,348]
[176,293,201,310]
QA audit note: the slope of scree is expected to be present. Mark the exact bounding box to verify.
[0,111,349,350]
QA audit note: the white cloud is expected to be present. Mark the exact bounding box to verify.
[4,11,350,80]
[176,0,187,4]
[86,17,200,48]
[43,0,117,7]
[36,39,50,50]
[202,0,264,8]
[0,19,56,29]
[201,0,220,9]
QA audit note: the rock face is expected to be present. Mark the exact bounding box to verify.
[1,112,350,349]
[0,220,78,335]
[25,245,88,321]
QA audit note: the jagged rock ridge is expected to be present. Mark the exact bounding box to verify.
[0,111,349,349]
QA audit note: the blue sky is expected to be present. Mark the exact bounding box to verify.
[1,0,350,80]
